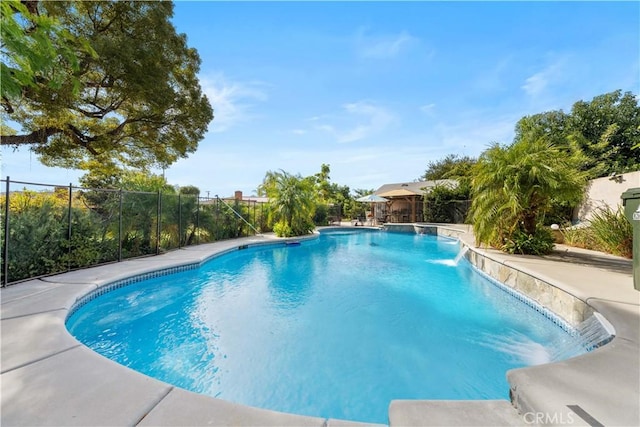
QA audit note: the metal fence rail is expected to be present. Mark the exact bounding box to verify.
[0,177,268,287]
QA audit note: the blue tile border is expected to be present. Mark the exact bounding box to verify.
[67,263,199,319]
[66,238,316,321]
[468,259,578,335]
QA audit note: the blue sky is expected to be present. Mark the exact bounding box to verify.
[2,1,638,196]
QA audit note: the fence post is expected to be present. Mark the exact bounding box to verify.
[178,193,182,248]
[196,195,200,245]
[215,197,219,241]
[156,191,162,255]
[67,183,73,272]
[253,201,256,236]
[3,177,10,287]
[118,190,123,262]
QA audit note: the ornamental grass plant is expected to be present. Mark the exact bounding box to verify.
[562,207,633,258]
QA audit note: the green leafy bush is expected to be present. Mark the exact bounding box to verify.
[273,220,293,237]
[61,207,118,267]
[502,228,555,255]
[313,203,329,226]
[423,184,471,223]
[5,202,67,281]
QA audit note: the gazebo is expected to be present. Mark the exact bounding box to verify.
[374,180,458,223]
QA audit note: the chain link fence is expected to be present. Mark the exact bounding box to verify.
[1,178,269,286]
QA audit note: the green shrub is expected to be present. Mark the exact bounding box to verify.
[423,184,471,223]
[313,203,329,226]
[588,207,633,258]
[292,217,315,236]
[61,207,118,267]
[273,220,293,237]
[5,201,67,281]
[502,227,555,255]
[561,207,632,258]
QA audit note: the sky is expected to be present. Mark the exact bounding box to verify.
[1,1,639,197]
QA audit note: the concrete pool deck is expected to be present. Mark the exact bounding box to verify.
[1,226,638,426]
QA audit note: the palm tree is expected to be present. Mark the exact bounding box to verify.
[470,138,587,251]
[259,170,315,237]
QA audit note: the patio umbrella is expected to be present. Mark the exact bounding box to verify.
[356,194,389,203]
[356,194,389,225]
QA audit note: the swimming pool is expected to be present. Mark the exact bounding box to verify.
[67,229,587,424]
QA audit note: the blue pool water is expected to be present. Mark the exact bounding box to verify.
[67,230,585,424]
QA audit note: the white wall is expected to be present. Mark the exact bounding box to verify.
[574,171,640,222]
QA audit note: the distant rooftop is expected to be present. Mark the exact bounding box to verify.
[221,190,268,203]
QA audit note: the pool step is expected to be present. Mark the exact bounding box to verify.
[389,400,525,426]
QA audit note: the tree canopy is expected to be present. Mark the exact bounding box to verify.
[1,0,86,110]
[514,90,640,178]
[422,154,477,181]
[1,0,213,172]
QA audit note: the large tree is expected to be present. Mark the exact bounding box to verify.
[568,90,640,176]
[1,0,86,110]
[513,91,640,178]
[513,110,569,147]
[421,154,476,192]
[1,0,213,171]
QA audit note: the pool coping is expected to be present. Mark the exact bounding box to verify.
[1,226,638,426]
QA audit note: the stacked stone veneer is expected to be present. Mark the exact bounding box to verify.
[384,224,420,233]
[463,246,592,327]
[385,223,465,237]
[404,224,592,327]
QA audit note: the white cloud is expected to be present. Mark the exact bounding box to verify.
[521,59,565,98]
[355,28,417,59]
[315,124,335,133]
[420,103,436,114]
[200,75,268,133]
[315,101,395,143]
[522,72,548,97]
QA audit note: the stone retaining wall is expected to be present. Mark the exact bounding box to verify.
[462,245,592,327]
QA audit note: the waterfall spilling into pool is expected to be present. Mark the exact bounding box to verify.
[454,245,469,265]
[482,312,615,366]
[66,229,610,424]
[429,244,469,267]
[548,312,615,361]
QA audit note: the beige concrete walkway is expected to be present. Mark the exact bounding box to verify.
[1,227,638,426]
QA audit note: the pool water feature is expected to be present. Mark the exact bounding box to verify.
[67,230,598,424]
